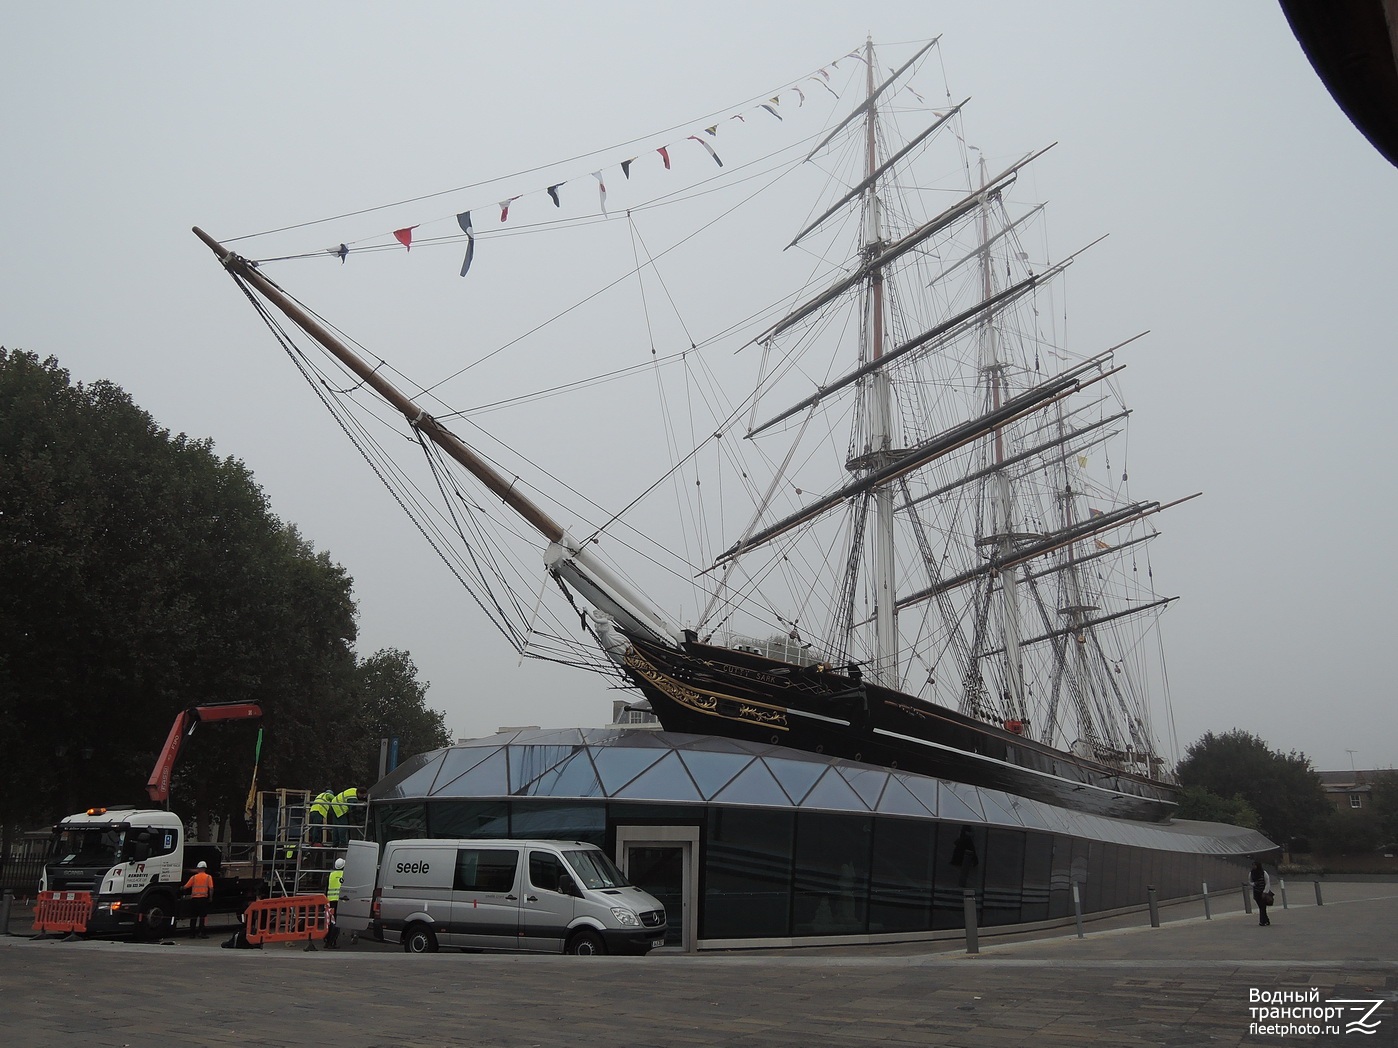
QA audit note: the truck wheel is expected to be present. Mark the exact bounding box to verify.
[402,923,438,954]
[139,895,176,940]
[565,929,607,956]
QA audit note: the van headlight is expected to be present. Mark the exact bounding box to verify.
[610,907,640,926]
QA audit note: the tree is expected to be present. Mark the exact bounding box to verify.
[344,648,452,786]
[1368,771,1398,846]
[1174,785,1262,831]
[1176,729,1331,846]
[0,350,372,829]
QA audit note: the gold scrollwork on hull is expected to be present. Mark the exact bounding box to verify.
[624,647,788,730]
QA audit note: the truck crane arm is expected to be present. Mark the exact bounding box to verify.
[145,702,263,804]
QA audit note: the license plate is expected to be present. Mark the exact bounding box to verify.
[651,939,665,949]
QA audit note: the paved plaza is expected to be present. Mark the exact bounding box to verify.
[1,881,1395,1046]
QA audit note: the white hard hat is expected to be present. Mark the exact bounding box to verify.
[334,858,345,870]
[196,861,207,869]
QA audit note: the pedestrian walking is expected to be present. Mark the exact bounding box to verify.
[1250,859,1273,926]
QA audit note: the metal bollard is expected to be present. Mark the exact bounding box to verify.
[1202,881,1212,920]
[963,890,979,954]
[1,890,11,935]
[1242,881,1253,914]
[1146,885,1160,928]
[1314,880,1324,906]
[1279,878,1288,910]
[1071,881,1085,939]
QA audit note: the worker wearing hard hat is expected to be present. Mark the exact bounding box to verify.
[183,860,214,938]
[324,857,346,949]
[308,789,335,845]
[329,787,360,847]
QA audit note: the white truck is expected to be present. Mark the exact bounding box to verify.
[40,805,262,937]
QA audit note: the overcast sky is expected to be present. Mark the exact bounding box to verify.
[5,2,1396,774]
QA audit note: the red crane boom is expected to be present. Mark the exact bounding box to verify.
[145,702,263,804]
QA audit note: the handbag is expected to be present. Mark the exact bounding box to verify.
[1263,890,1275,906]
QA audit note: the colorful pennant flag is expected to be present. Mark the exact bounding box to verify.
[688,135,723,167]
[457,211,475,277]
[393,226,418,250]
[657,146,671,170]
[498,196,520,222]
[592,171,607,215]
[547,183,563,207]
[761,103,782,120]
[791,85,805,106]
[621,158,635,179]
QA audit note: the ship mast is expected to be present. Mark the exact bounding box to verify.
[977,156,1028,725]
[862,36,898,687]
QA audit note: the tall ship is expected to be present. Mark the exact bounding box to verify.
[197,37,1192,823]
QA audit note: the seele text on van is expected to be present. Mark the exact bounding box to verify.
[340,839,666,955]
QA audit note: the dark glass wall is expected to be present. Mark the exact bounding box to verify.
[372,796,1256,941]
[792,813,871,936]
[869,818,935,933]
[702,808,794,939]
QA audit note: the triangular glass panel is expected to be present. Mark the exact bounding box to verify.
[761,756,829,805]
[429,747,498,795]
[799,767,870,812]
[529,750,604,799]
[874,775,936,818]
[590,746,667,795]
[678,750,754,799]
[840,766,891,810]
[372,752,445,800]
[508,745,580,794]
[938,781,985,822]
[517,727,585,747]
[435,747,510,797]
[896,772,941,817]
[1006,796,1053,831]
[711,759,792,807]
[610,751,702,802]
[978,789,1022,828]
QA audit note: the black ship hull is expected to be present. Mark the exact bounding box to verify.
[620,635,1179,822]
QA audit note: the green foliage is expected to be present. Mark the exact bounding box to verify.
[1174,785,1261,830]
[344,647,452,785]
[1369,771,1398,844]
[1312,809,1382,856]
[1176,729,1331,846]
[0,349,448,831]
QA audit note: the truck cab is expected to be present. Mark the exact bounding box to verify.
[42,807,189,935]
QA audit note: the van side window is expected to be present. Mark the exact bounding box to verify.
[455,849,519,893]
[528,851,571,894]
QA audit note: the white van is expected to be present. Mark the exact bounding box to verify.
[338,839,666,956]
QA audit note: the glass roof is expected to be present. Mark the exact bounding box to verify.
[370,727,1272,855]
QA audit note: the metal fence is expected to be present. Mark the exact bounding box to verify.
[0,853,44,897]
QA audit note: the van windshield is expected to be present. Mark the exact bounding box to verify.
[564,849,630,890]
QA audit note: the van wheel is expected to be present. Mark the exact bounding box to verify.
[566,929,607,956]
[402,924,438,954]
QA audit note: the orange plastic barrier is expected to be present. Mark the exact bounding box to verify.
[243,893,330,946]
[33,890,94,936]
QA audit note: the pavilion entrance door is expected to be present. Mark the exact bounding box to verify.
[615,826,700,952]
